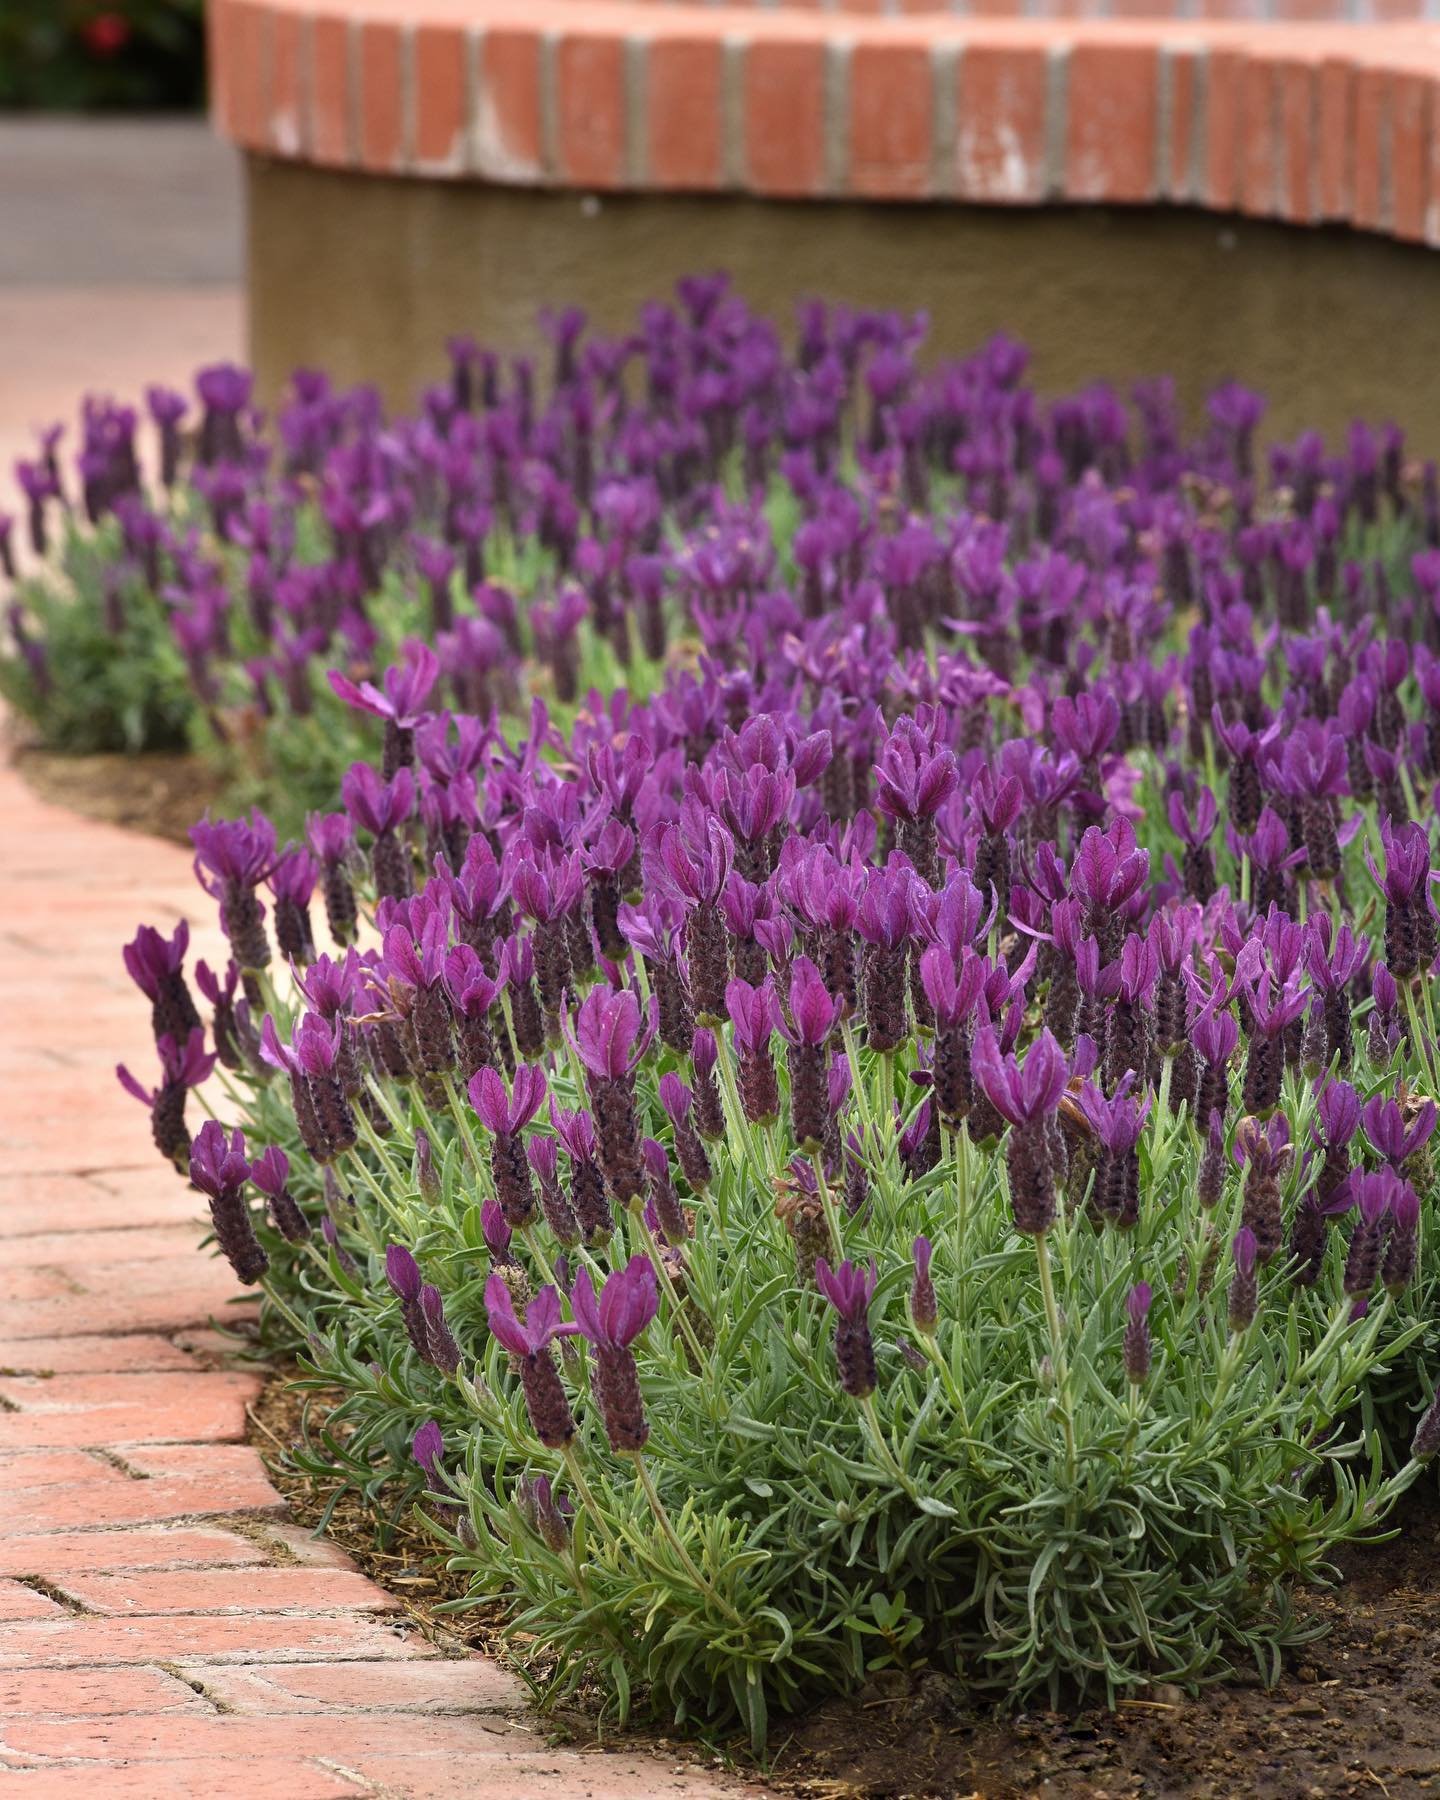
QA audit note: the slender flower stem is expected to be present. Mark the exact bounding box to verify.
[808,1148,844,1260]
[1034,1234,1077,1481]
[561,1445,618,1552]
[954,1121,971,1283]
[633,1212,709,1368]
[255,969,287,1025]
[840,1019,878,1150]
[629,1452,742,1622]
[519,1223,561,1292]
[344,1143,411,1234]
[1417,973,1440,1097]
[441,1073,482,1169]
[364,1077,412,1138]
[630,952,652,1016]
[712,1034,767,1194]
[1402,980,1437,1089]
[260,1279,311,1344]
[355,1109,411,1199]
[859,1394,918,1497]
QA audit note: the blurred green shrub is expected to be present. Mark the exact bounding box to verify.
[0,2,205,110]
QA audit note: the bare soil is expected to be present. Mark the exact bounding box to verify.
[10,742,221,844]
[245,1357,1440,1800]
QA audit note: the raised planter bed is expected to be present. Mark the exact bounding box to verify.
[210,0,1440,437]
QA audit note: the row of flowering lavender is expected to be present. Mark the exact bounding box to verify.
[12,279,1440,834]
[84,286,1440,1746]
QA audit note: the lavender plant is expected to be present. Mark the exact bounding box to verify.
[74,282,1440,1749]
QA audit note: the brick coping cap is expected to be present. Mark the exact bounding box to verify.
[211,0,1440,244]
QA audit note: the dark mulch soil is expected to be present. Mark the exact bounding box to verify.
[9,741,220,844]
[243,1351,1440,1799]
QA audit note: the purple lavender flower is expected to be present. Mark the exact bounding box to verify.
[123,921,201,1050]
[268,848,319,965]
[484,1277,576,1448]
[117,1028,215,1169]
[779,956,842,1150]
[815,1256,879,1399]
[1239,970,1310,1117]
[642,1137,689,1244]
[329,640,440,778]
[689,1027,727,1141]
[412,1419,445,1483]
[470,1065,548,1228]
[420,1284,463,1375]
[341,764,416,902]
[1122,1282,1153,1385]
[1382,1182,1421,1296]
[1227,1228,1259,1333]
[515,1471,572,1552]
[856,864,914,1053]
[564,987,648,1205]
[550,1103,613,1245]
[1166,788,1219,903]
[568,1257,659,1452]
[1234,1114,1291,1263]
[385,1243,433,1362]
[726,977,782,1127]
[909,1236,937,1338]
[1361,1094,1437,1167]
[1366,819,1437,980]
[195,958,246,1072]
[972,1027,1070,1234]
[306,813,358,947]
[249,1144,308,1243]
[527,1134,581,1247]
[1343,1170,1397,1299]
[1078,1077,1150,1228]
[658,1073,712,1193]
[190,1121,267,1284]
[191,812,277,972]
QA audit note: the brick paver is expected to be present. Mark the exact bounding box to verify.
[0,757,768,1796]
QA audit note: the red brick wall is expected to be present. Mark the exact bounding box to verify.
[210,0,1440,246]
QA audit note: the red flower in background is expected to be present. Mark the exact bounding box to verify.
[80,10,131,57]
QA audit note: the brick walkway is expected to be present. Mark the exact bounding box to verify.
[0,762,763,1797]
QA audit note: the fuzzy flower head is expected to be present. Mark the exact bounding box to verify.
[191,811,277,895]
[873,723,958,823]
[249,1144,290,1199]
[1366,818,1433,906]
[568,1256,659,1351]
[1361,1094,1437,1166]
[815,1256,878,1323]
[1077,1077,1151,1153]
[122,921,190,1000]
[341,763,415,837]
[972,1027,1069,1128]
[1313,1079,1361,1151]
[780,957,843,1048]
[469,1065,548,1136]
[412,1420,445,1478]
[565,985,649,1081]
[726,977,782,1056]
[328,639,440,728]
[485,1276,569,1355]
[189,1121,249,1198]
[116,1027,216,1106]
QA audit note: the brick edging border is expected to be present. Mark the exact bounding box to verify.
[212,1,1440,244]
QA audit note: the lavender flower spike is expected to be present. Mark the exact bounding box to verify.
[189,1121,267,1285]
[569,1257,659,1451]
[484,1276,576,1448]
[815,1256,879,1399]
